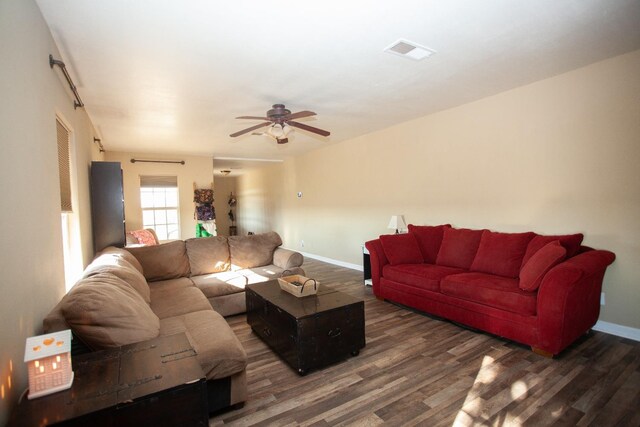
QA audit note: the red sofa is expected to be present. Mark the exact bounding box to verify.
[365,225,616,356]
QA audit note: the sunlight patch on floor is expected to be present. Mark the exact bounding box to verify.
[452,354,530,427]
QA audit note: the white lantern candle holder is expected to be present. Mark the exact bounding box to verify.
[24,329,74,399]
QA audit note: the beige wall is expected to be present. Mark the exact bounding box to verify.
[104,152,213,240]
[213,176,238,236]
[0,0,102,423]
[237,50,640,330]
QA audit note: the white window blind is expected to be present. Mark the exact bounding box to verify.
[56,119,72,212]
[140,175,180,240]
[140,175,178,188]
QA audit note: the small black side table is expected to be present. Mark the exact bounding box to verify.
[8,333,207,427]
[362,245,372,285]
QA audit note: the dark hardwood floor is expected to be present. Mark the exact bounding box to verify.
[210,259,640,426]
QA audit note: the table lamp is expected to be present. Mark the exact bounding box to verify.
[387,215,407,234]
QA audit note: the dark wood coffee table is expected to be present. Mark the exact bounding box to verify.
[246,280,365,375]
[8,333,208,427]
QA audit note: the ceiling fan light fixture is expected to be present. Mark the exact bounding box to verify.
[267,123,292,139]
[269,124,284,138]
[231,104,329,142]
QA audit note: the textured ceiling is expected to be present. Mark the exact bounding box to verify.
[37,0,640,173]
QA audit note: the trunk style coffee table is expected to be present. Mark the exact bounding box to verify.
[246,280,365,375]
[8,333,207,427]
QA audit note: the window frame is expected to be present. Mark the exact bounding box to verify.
[139,178,180,240]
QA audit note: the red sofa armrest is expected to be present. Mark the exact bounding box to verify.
[536,249,615,355]
[365,239,388,296]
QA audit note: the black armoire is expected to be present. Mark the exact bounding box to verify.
[90,161,126,252]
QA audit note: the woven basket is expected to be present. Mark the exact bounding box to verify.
[278,275,319,298]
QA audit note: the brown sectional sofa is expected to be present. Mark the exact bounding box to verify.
[43,231,304,413]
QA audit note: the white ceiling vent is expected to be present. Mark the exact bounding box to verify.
[384,39,436,61]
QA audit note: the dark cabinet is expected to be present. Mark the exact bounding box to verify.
[90,161,125,252]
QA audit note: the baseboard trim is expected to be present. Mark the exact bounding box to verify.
[292,249,363,272]
[593,320,640,342]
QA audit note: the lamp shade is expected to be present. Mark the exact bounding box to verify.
[387,215,407,233]
[267,124,284,138]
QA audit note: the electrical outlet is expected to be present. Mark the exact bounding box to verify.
[600,292,605,305]
[300,240,305,248]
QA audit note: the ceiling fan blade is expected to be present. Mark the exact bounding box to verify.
[287,120,330,137]
[283,110,316,120]
[230,122,271,137]
[236,115,270,120]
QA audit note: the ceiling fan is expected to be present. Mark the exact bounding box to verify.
[230,104,330,144]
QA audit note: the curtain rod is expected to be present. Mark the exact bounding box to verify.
[49,54,84,109]
[131,159,186,165]
[93,138,105,153]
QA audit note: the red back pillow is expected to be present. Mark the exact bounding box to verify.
[519,240,566,291]
[436,227,484,269]
[379,233,423,265]
[129,229,158,246]
[521,233,583,266]
[470,230,535,278]
[407,224,451,264]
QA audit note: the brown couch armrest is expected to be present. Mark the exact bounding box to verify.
[273,247,304,270]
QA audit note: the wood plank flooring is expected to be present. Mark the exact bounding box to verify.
[210,259,640,426]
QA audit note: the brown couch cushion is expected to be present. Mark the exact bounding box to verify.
[228,231,282,268]
[159,310,247,380]
[185,236,230,276]
[60,273,160,349]
[150,285,212,319]
[148,277,194,293]
[98,246,144,275]
[83,254,151,304]
[126,240,190,282]
[191,273,248,298]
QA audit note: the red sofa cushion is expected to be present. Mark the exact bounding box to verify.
[408,224,451,263]
[383,264,465,292]
[470,230,535,278]
[441,272,537,316]
[521,233,583,266]
[436,227,484,269]
[379,233,423,265]
[519,240,566,291]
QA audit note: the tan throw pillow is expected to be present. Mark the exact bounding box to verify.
[185,236,231,276]
[126,241,191,282]
[83,254,151,305]
[228,231,283,269]
[60,273,160,350]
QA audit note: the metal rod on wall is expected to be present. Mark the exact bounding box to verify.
[93,138,105,153]
[131,159,186,165]
[49,54,84,109]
